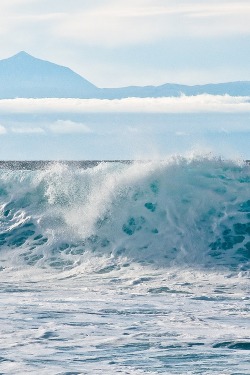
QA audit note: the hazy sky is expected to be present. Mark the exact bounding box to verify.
[1,0,250,87]
[0,96,249,160]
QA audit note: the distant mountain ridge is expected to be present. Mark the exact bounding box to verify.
[1,51,250,99]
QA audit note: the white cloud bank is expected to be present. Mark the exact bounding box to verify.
[0,124,7,134]
[10,126,45,134]
[49,120,92,134]
[0,95,250,114]
[0,121,92,136]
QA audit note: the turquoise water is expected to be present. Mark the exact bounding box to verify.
[0,157,249,374]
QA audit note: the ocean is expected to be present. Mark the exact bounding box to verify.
[0,157,249,374]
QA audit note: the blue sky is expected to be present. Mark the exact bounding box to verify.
[1,0,250,87]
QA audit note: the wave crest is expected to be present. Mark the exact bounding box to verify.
[0,156,249,271]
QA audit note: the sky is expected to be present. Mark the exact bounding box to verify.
[0,0,250,160]
[0,0,250,87]
[0,96,250,160]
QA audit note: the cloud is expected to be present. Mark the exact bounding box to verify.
[51,1,250,46]
[49,120,92,134]
[0,95,250,114]
[176,131,189,136]
[10,126,45,134]
[0,124,7,134]
[1,0,250,48]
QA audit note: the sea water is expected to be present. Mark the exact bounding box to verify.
[0,157,249,374]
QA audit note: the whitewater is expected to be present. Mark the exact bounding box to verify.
[0,156,249,374]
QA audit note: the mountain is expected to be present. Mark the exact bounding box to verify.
[1,51,250,99]
[0,51,98,98]
[99,82,250,99]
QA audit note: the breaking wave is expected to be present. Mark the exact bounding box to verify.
[0,157,249,272]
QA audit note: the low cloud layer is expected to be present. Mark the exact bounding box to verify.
[0,120,92,135]
[49,120,92,134]
[0,95,250,114]
[0,124,7,134]
[10,127,45,134]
